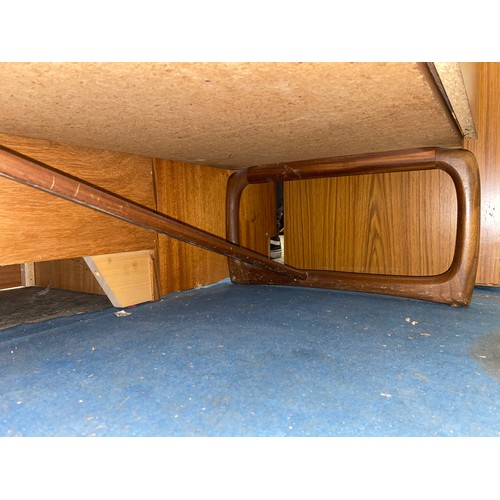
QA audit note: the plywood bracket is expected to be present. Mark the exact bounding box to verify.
[83,250,156,308]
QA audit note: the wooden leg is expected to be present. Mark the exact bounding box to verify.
[0,145,305,282]
[226,148,481,306]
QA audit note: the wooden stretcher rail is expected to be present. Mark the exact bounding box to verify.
[0,146,307,281]
[226,148,481,306]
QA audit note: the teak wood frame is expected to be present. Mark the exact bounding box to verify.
[226,148,481,306]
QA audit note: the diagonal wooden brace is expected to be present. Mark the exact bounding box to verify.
[0,146,306,281]
[226,148,481,306]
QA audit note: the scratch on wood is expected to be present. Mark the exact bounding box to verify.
[283,164,302,179]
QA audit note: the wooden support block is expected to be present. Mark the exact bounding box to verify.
[83,250,156,308]
[21,263,35,287]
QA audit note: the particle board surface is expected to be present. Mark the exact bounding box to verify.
[0,62,463,168]
[430,62,478,139]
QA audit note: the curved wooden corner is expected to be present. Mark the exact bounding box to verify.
[434,148,481,305]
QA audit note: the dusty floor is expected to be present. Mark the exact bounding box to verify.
[0,286,111,331]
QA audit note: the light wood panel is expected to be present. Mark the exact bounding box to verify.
[464,63,500,285]
[285,169,457,276]
[154,159,275,296]
[84,251,156,307]
[0,134,156,266]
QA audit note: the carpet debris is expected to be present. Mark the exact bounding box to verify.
[114,310,132,317]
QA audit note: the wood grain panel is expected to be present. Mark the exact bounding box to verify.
[34,259,106,295]
[154,159,275,296]
[464,63,500,285]
[154,159,230,295]
[0,264,22,289]
[0,134,156,266]
[285,169,457,276]
[240,182,276,257]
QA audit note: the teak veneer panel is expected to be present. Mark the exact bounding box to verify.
[285,169,457,276]
[0,62,462,168]
[153,159,230,294]
[0,134,156,266]
[153,159,275,296]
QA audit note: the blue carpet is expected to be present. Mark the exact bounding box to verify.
[0,281,499,436]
